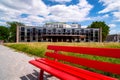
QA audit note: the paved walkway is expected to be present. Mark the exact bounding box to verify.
[0,45,58,80]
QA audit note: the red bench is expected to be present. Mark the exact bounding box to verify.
[29,45,120,80]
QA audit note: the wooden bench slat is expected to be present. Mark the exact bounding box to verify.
[36,58,100,80]
[36,58,117,80]
[45,52,120,75]
[29,60,82,80]
[29,45,120,80]
[48,45,120,58]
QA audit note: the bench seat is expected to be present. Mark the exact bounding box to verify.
[29,58,117,80]
[29,45,120,80]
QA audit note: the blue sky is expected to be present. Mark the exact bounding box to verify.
[0,0,120,34]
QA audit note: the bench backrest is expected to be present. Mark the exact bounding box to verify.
[45,45,120,75]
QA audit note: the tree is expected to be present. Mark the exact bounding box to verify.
[0,26,9,42]
[7,21,25,42]
[88,21,110,41]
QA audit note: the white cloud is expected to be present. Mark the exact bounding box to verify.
[88,14,109,21]
[47,0,93,22]
[109,29,120,34]
[99,0,120,13]
[50,0,72,3]
[0,21,6,26]
[103,14,109,18]
[15,15,46,26]
[112,12,120,21]
[0,0,49,25]
[0,0,93,25]
[109,29,117,34]
[99,0,120,22]
[81,25,87,28]
[108,24,116,28]
[0,0,49,16]
[27,15,45,22]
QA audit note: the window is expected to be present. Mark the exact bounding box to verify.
[27,32,30,36]
[21,37,24,40]
[72,29,75,34]
[48,30,51,33]
[33,28,36,31]
[27,29,30,32]
[67,30,70,35]
[27,39,30,42]
[21,27,25,31]
[43,28,46,34]
[21,32,25,36]
[33,37,36,40]
[59,25,63,28]
[95,31,98,36]
[53,28,56,34]
[38,30,41,35]
[77,30,79,35]
[90,37,93,41]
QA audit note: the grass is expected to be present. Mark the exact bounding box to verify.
[5,42,120,57]
[4,42,120,79]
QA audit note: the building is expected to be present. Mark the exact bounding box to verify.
[106,34,120,42]
[17,22,102,42]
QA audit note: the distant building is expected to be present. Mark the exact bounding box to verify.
[17,22,102,42]
[106,34,120,42]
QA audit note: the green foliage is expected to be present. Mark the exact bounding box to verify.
[88,21,110,41]
[7,21,25,42]
[0,26,9,42]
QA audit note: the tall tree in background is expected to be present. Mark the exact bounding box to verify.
[88,21,110,41]
[0,26,9,42]
[7,21,25,42]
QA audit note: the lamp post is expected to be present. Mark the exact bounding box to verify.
[16,24,19,43]
[100,27,102,42]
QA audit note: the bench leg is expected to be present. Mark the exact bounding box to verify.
[39,70,44,80]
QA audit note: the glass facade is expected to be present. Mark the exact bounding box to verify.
[18,23,101,42]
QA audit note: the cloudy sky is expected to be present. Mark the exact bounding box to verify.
[0,0,120,34]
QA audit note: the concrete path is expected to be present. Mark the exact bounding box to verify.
[0,45,58,80]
